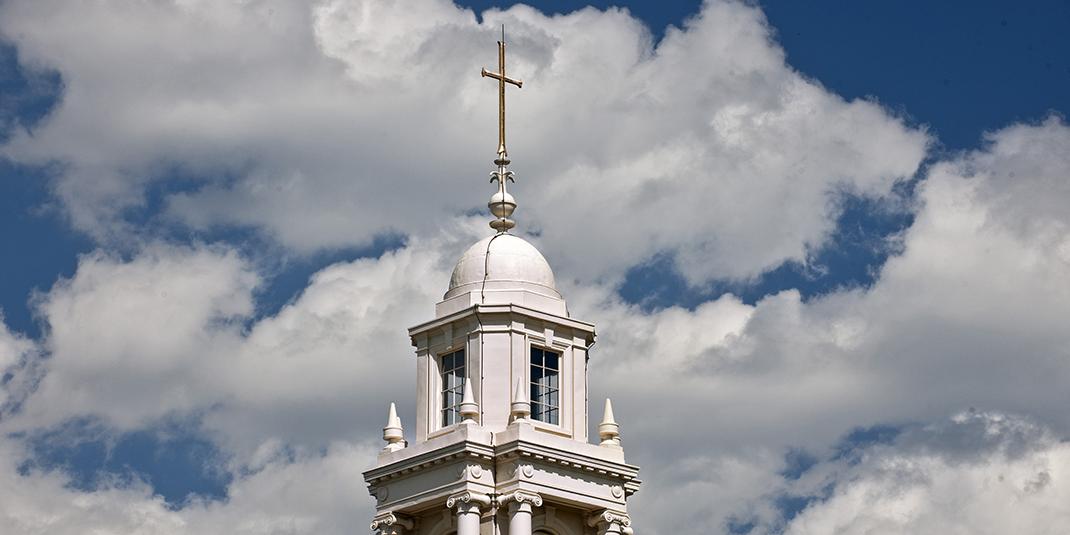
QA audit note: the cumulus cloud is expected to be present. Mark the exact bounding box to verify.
[0,0,927,284]
[16,244,258,431]
[781,412,1070,535]
[0,436,378,535]
[0,0,1066,534]
[9,227,468,456]
[0,316,37,410]
[567,117,1070,532]
[0,118,1064,534]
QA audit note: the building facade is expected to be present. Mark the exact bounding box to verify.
[363,32,640,535]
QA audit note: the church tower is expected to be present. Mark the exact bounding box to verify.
[363,30,640,535]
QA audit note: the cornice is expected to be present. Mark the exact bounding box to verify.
[408,304,595,339]
[496,437,641,483]
[364,440,494,485]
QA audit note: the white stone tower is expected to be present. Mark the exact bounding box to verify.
[363,29,640,535]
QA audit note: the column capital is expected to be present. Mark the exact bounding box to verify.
[500,490,543,509]
[370,511,414,534]
[446,490,492,511]
[449,491,488,535]
[586,510,631,535]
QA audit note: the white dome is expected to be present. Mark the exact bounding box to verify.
[445,234,560,299]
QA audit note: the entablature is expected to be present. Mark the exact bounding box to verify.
[363,420,641,518]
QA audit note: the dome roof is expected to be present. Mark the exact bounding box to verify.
[445,234,560,299]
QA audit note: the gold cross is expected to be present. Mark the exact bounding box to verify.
[481,25,522,159]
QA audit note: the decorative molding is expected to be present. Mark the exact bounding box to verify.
[446,490,492,510]
[517,463,535,479]
[610,485,624,499]
[373,486,390,504]
[488,440,641,480]
[457,463,485,480]
[370,511,414,533]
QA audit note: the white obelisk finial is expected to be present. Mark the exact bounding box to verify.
[510,377,531,422]
[459,382,480,424]
[598,398,621,448]
[382,402,405,452]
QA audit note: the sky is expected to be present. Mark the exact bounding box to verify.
[0,1,1068,534]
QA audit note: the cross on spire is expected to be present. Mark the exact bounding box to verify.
[481,25,523,160]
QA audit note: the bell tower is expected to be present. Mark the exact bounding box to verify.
[364,29,640,535]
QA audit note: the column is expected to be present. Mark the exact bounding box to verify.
[456,502,480,535]
[504,491,543,535]
[447,491,491,535]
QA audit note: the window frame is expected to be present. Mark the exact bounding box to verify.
[529,345,561,426]
[438,348,466,428]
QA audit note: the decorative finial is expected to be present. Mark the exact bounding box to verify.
[598,398,621,448]
[510,378,531,422]
[459,383,480,424]
[481,25,523,233]
[488,170,516,232]
[382,402,405,452]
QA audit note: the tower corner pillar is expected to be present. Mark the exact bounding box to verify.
[503,491,543,535]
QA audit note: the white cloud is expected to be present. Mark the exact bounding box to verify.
[782,412,1070,535]
[0,316,37,410]
[6,217,501,458]
[0,0,927,283]
[0,0,1066,533]
[16,244,257,431]
[0,435,378,535]
[568,117,1070,532]
[2,117,1068,533]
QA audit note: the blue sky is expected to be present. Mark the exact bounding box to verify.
[0,1,1069,534]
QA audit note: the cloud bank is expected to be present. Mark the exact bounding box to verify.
[0,0,926,284]
[0,1,1067,534]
